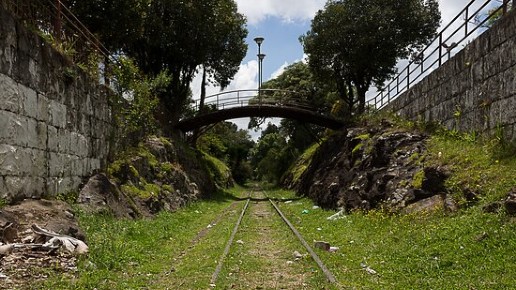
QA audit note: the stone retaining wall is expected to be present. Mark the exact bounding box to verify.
[386,9,516,141]
[0,6,113,202]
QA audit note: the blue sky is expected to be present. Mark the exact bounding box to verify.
[191,0,497,138]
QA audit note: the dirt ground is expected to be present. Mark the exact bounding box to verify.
[0,199,84,289]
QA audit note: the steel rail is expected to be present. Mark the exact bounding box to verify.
[268,198,337,284]
[209,191,337,286]
[210,196,251,285]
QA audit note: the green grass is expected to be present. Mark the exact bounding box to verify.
[37,187,248,289]
[425,134,516,205]
[35,123,516,289]
[270,189,516,289]
[218,199,330,289]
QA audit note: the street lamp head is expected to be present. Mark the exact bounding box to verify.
[258,53,266,60]
[254,37,264,45]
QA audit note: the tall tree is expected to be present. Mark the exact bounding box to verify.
[257,62,337,151]
[301,0,440,114]
[71,0,247,127]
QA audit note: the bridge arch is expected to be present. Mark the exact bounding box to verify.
[175,89,346,132]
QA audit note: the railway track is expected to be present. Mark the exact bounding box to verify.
[209,190,337,287]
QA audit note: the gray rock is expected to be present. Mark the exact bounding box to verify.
[404,195,444,214]
[504,188,516,215]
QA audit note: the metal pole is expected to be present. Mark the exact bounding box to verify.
[254,37,265,103]
[438,33,443,66]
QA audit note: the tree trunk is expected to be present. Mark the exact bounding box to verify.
[199,66,207,112]
[192,66,208,145]
[356,85,367,114]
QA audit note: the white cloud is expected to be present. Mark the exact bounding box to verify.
[236,0,325,25]
[269,61,288,80]
[227,60,259,91]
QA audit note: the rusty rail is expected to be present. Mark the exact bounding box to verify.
[210,196,251,285]
[367,0,514,110]
[269,198,337,283]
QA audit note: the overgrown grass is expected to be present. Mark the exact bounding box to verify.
[218,198,329,289]
[286,142,321,185]
[270,189,516,289]
[202,151,233,188]
[38,187,248,289]
[425,133,516,205]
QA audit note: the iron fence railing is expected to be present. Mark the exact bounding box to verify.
[1,0,116,82]
[367,0,514,110]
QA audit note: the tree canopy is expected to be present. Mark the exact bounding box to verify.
[301,0,441,114]
[71,0,248,125]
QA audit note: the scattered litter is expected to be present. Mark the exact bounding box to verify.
[327,209,346,221]
[236,240,244,245]
[293,251,303,260]
[312,205,320,210]
[0,272,7,279]
[32,225,89,255]
[207,224,213,229]
[314,241,330,251]
[329,246,339,252]
[286,260,294,265]
[194,210,201,214]
[209,283,216,288]
[284,200,293,204]
[360,262,378,275]
[302,209,310,214]
[316,227,322,231]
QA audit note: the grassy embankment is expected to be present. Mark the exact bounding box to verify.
[267,124,516,289]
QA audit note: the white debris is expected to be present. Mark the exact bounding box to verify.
[329,246,339,252]
[293,251,303,260]
[312,205,320,209]
[327,209,346,221]
[360,262,378,275]
[284,200,293,204]
[236,240,244,245]
[0,244,14,255]
[32,224,88,255]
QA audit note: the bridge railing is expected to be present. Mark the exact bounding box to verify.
[367,0,514,110]
[192,89,314,113]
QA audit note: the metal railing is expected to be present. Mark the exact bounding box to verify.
[192,89,316,113]
[367,0,514,110]
[1,0,116,80]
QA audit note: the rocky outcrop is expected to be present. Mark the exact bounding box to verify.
[78,136,216,217]
[295,122,455,212]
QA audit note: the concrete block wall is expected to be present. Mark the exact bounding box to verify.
[0,6,113,202]
[385,9,516,141]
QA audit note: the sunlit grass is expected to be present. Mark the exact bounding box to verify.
[38,187,248,289]
[271,189,516,289]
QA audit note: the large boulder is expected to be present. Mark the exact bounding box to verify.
[77,173,137,218]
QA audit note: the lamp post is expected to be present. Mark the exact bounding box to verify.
[254,37,265,100]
